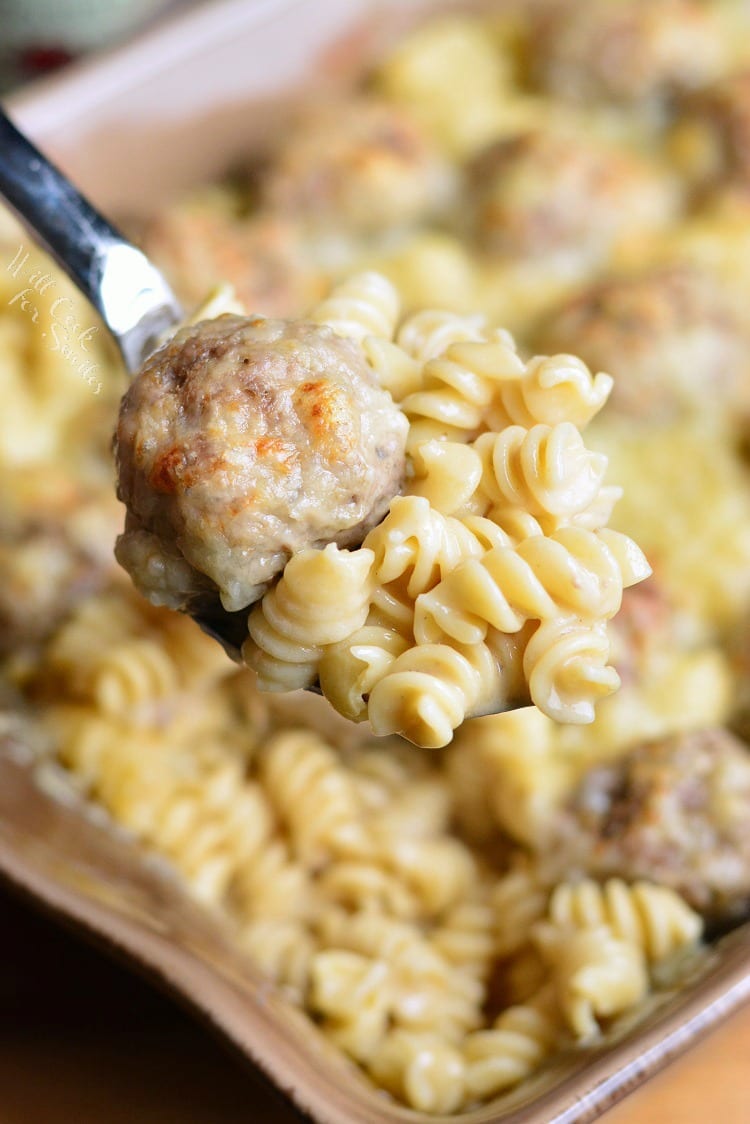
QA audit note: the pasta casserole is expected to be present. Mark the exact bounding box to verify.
[2,0,750,1114]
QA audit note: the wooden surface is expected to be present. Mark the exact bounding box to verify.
[0,883,748,1124]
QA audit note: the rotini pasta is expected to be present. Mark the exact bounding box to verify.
[400,335,526,449]
[239,919,316,998]
[408,440,485,515]
[473,423,609,526]
[259,729,370,862]
[396,308,492,362]
[244,544,374,691]
[547,879,704,964]
[492,867,549,959]
[523,616,622,723]
[486,354,614,432]
[6,3,749,1114]
[367,634,527,748]
[534,922,649,1040]
[463,987,561,1100]
[431,898,496,980]
[368,1029,467,1114]
[309,950,391,1063]
[414,527,649,646]
[309,271,401,344]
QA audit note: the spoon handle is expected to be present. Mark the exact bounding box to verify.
[0,107,181,372]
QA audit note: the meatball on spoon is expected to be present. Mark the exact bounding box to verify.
[0,109,407,663]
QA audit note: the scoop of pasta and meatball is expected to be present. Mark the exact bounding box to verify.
[115,314,408,616]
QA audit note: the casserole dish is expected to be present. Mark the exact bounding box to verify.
[3,1,750,1120]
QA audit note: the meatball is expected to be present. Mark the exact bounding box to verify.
[140,195,322,319]
[553,728,750,920]
[465,128,676,263]
[535,265,750,421]
[530,0,728,106]
[0,524,106,657]
[261,96,454,234]
[115,315,408,613]
[0,468,119,657]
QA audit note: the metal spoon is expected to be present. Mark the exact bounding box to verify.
[0,106,250,660]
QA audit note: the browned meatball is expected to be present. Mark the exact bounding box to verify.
[0,467,119,657]
[115,315,408,613]
[262,96,453,234]
[465,129,676,262]
[536,265,750,420]
[530,0,727,106]
[681,71,750,197]
[553,728,750,920]
[140,199,322,319]
[0,524,106,657]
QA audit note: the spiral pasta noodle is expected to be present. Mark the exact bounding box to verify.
[260,729,371,862]
[486,354,614,432]
[396,308,491,361]
[524,616,623,723]
[367,635,527,747]
[244,544,374,691]
[377,834,477,915]
[534,923,649,1040]
[431,898,496,980]
[400,335,525,448]
[309,271,401,343]
[408,440,485,515]
[463,987,561,1100]
[368,1030,467,1114]
[239,919,316,998]
[492,867,550,959]
[309,950,391,1063]
[317,910,484,1044]
[227,838,311,922]
[363,495,482,599]
[317,859,420,919]
[414,526,649,647]
[547,879,704,964]
[473,423,609,526]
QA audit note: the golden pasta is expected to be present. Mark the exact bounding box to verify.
[3,2,750,1115]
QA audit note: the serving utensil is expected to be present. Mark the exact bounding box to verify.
[0,106,252,659]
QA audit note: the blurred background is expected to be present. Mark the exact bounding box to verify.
[0,0,191,92]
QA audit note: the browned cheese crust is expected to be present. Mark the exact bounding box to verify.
[115,315,407,612]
